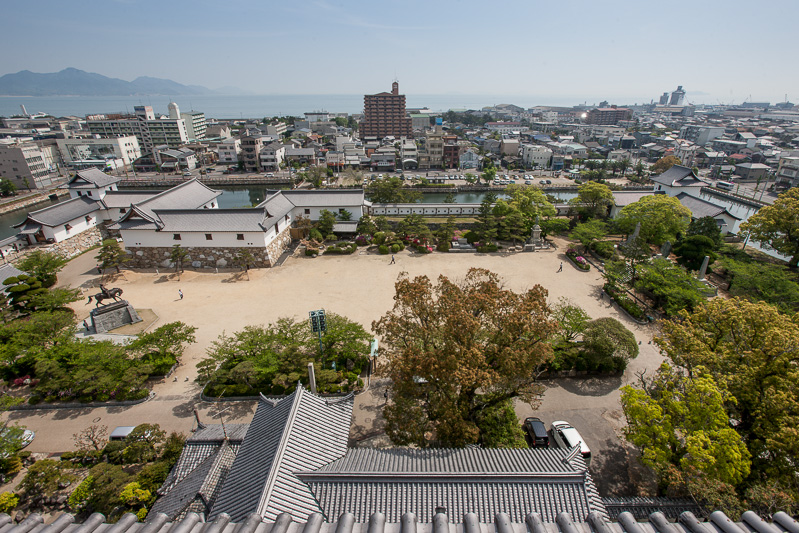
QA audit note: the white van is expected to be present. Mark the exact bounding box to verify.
[717,181,734,191]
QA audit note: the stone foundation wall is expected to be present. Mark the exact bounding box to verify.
[123,227,293,270]
[45,226,104,259]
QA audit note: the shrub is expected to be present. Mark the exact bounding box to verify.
[325,234,337,242]
[373,232,386,245]
[0,492,19,514]
[391,244,400,253]
[477,244,498,253]
[604,283,646,320]
[464,231,479,244]
[565,249,591,270]
[68,476,94,511]
[308,229,323,241]
[591,240,616,259]
[437,241,450,252]
[305,248,318,256]
[355,234,372,246]
[416,245,431,253]
[0,457,22,477]
[378,245,389,255]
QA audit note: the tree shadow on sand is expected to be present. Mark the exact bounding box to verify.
[591,438,657,497]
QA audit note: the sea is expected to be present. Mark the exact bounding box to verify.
[0,93,602,119]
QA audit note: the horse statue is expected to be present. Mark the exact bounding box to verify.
[87,284,124,307]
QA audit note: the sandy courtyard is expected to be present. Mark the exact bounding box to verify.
[6,241,662,462]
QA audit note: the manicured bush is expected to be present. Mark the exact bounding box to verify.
[309,229,323,241]
[374,231,386,245]
[437,241,450,252]
[0,492,19,514]
[355,234,372,246]
[378,245,390,255]
[477,244,498,253]
[305,248,318,256]
[390,244,400,253]
[464,231,479,244]
[325,234,337,242]
[416,244,431,253]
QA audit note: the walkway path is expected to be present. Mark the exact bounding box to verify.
[6,240,661,495]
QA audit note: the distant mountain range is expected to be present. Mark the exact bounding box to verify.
[0,68,243,96]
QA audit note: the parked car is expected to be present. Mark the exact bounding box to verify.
[545,179,552,185]
[524,180,532,185]
[551,421,591,464]
[183,171,193,177]
[523,417,549,448]
[539,179,547,184]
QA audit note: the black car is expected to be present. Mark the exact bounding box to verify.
[523,417,549,447]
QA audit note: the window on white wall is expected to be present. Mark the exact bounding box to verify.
[205,234,213,240]
[173,234,181,240]
[237,234,244,240]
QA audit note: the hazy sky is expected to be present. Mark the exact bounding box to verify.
[3,0,797,105]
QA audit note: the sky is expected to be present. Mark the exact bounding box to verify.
[2,0,797,106]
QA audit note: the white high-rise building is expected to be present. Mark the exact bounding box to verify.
[87,105,189,153]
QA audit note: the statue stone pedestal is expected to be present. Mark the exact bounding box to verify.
[524,222,550,252]
[90,300,141,333]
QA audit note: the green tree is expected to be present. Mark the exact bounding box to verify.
[170,244,189,277]
[233,248,256,279]
[356,214,378,236]
[739,188,799,267]
[674,235,717,271]
[95,239,127,274]
[397,213,433,244]
[717,257,799,314]
[621,363,751,486]
[656,298,799,487]
[634,258,707,316]
[476,193,498,243]
[651,155,682,174]
[443,192,456,203]
[20,459,77,500]
[551,298,590,343]
[481,166,497,185]
[505,186,556,225]
[28,286,81,312]
[618,158,631,176]
[539,218,570,237]
[0,180,17,197]
[365,177,422,203]
[372,268,559,447]
[128,321,197,362]
[635,160,645,178]
[18,250,67,287]
[570,181,613,220]
[2,274,47,315]
[569,220,607,253]
[617,195,692,245]
[337,209,352,221]
[581,317,639,372]
[686,216,723,248]
[316,209,337,236]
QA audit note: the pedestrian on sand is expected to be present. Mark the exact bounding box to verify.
[557,262,563,273]
[389,254,395,265]
[384,388,389,402]
[178,289,183,300]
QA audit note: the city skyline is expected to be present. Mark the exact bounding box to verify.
[2,0,797,106]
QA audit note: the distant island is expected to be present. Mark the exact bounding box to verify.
[0,67,242,97]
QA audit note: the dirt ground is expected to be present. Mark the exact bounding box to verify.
[4,239,662,495]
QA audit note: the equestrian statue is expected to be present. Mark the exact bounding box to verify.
[87,284,124,307]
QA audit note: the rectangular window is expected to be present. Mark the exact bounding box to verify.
[304,208,310,215]
[237,234,244,240]
[205,234,213,240]
[173,234,181,240]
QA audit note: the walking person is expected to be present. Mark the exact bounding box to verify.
[389,254,395,265]
[178,289,183,300]
[557,262,563,273]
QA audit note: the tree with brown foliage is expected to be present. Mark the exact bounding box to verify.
[372,268,558,447]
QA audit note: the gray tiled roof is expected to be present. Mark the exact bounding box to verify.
[131,179,221,222]
[675,193,739,220]
[3,508,798,533]
[301,447,605,523]
[154,209,269,232]
[101,190,162,209]
[650,165,707,187]
[209,388,354,522]
[13,196,101,229]
[111,179,221,229]
[276,189,365,208]
[62,168,121,189]
[611,191,655,207]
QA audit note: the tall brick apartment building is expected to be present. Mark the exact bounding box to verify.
[361,82,413,139]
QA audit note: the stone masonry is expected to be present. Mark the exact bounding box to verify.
[124,227,293,270]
